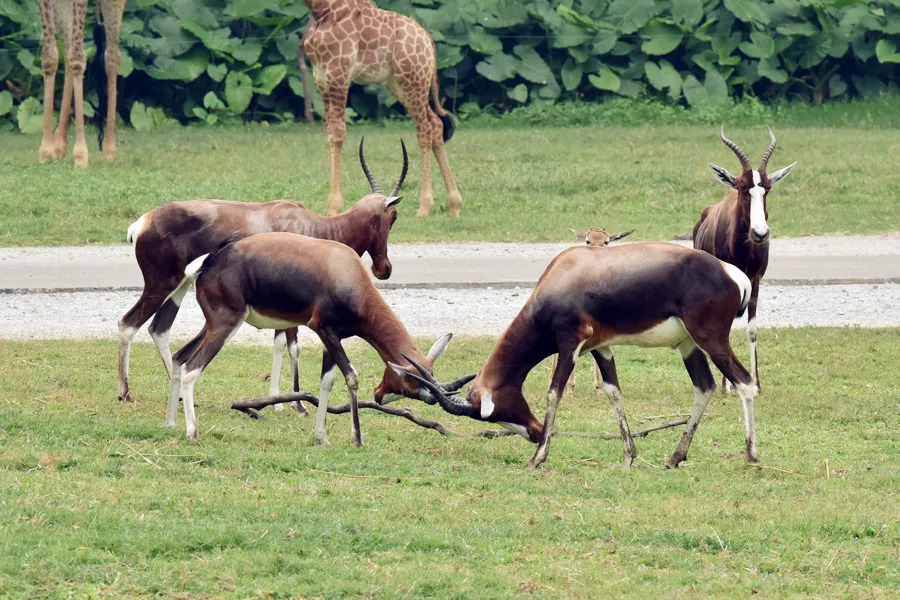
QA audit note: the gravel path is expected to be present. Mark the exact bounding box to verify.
[1,283,897,345]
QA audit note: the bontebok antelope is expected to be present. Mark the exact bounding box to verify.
[118,139,407,411]
[166,233,470,442]
[408,243,758,469]
[695,126,796,392]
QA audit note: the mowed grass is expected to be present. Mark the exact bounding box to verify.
[0,328,897,598]
[1,118,898,246]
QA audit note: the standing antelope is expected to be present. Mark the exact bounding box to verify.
[118,139,407,411]
[695,126,796,392]
[551,227,635,396]
[166,233,470,442]
[406,243,759,469]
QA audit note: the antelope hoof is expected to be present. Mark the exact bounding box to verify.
[666,454,684,469]
[273,403,285,412]
[293,402,310,417]
[186,429,198,441]
[623,454,636,468]
[314,433,330,447]
[118,391,132,402]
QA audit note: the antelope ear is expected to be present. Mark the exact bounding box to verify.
[708,163,737,188]
[568,228,587,241]
[383,196,403,209]
[768,162,796,186]
[427,333,452,361]
[608,229,634,242]
[387,362,411,378]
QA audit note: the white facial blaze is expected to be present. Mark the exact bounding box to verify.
[749,170,768,240]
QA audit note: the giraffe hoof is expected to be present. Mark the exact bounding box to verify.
[415,208,432,218]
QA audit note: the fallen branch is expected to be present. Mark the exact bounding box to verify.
[230,393,506,439]
[230,394,688,442]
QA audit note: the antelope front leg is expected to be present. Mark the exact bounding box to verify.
[527,346,576,469]
[286,328,309,416]
[270,330,287,411]
[748,279,761,393]
[313,350,337,446]
[591,348,637,467]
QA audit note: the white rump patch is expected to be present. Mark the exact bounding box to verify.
[603,317,689,349]
[480,393,494,419]
[246,307,300,331]
[127,214,148,244]
[498,421,530,440]
[720,260,752,311]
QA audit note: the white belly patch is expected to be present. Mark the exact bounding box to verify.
[600,317,690,349]
[245,307,301,330]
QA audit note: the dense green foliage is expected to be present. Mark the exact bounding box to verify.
[1,0,899,132]
[1,330,898,597]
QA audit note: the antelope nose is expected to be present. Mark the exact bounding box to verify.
[751,227,769,243]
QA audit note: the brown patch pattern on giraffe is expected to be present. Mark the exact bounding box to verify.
[302,0,463,217]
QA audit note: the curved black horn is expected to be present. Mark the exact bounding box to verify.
[404,369,477,417]
[720,126,751,172]
[759,125,777,171]
[390,139,409,197]
[358,137,382,194]
[441,373,476,392]
[402,353,436,383]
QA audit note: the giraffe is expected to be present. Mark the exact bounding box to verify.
[302,0,463,217]
[37,0,126,167]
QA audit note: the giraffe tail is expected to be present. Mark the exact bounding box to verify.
[91,18,109,150]
[430,58,455,143]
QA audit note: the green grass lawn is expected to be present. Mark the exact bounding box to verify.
[1,116,898,246]
[1,328,897,598]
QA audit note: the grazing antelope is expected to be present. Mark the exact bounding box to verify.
[551,227,635,396]
[695,126,796,392]
[166,233,471,442]
[118,139,407,411]
[406,243,759,469]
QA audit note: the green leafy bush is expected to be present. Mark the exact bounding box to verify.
[0,0,897,132]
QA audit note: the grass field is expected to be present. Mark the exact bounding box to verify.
[1,105,899,246]
[1,328,897,598]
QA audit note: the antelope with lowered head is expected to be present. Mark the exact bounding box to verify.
[166,232,470,442]
[404,242,759,469]
[695,126,796,392]
[551,227,635,395]
[118,139,407,412]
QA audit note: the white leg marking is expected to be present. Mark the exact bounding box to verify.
[150,327,173,378]
[270,331,287,409]
[736,382,759,462]
[118,323,137,390]
[498,421,530,440]
[748,318,758,387]
[180,367,202,440]
[315,365,338,446]
[480,393,494,419]
[165,364,182,427]
[346,365,361,443]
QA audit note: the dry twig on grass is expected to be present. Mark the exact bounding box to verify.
[230,394,689,442]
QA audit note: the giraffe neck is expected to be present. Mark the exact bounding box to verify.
[305,0,366,21]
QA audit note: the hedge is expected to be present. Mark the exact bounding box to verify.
[0,0,898,131]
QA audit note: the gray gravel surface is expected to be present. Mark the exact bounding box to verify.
[1,284,897,345]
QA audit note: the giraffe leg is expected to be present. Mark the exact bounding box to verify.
[319,81,348,216]
[99,0,124,162]
[67,0,89,168]
[38,0,59,163]
[411,108,435,217]
[430,113,463,217]
[52,73,73,159]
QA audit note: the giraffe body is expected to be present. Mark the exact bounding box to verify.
[303,0,463,217]
[37,0,125,167]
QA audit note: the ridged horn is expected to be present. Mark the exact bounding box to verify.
[759,125,777,171]
[358,137,382,194]
[442,373,476,392]
[720,125,751,172]
[390,139,409,197]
